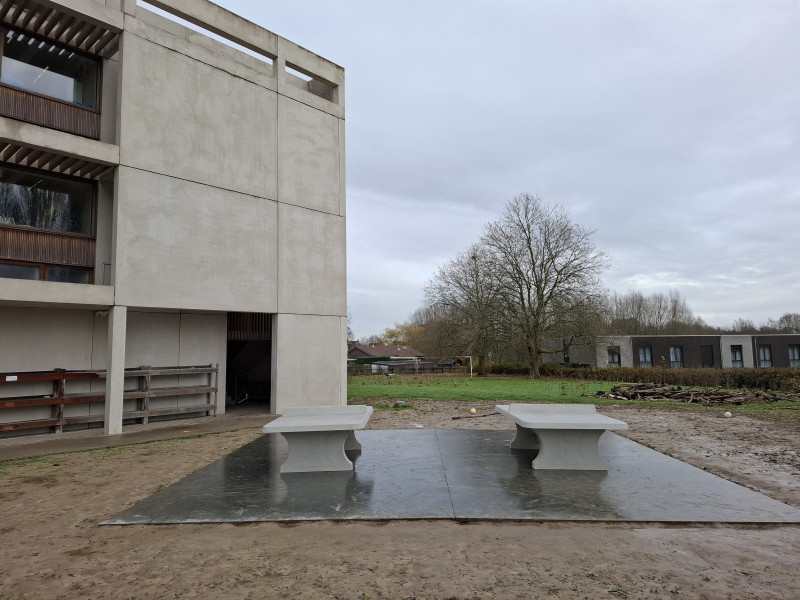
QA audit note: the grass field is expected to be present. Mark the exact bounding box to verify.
[347,374,800,417]
[347,375,612,403]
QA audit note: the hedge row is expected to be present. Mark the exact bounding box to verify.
[487,362,800,391]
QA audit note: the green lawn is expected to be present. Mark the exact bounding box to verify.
[347,374,800,418]
[347,375,612,403]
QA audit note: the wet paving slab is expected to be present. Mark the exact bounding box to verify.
[103,429,800,524]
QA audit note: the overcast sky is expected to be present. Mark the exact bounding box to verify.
[214,0,798,339]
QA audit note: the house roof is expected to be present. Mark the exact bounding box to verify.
[349,344,423,357]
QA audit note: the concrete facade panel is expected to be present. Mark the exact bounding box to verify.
[177,312,227,413]
[118,32,277,199]
[113,167,278,312]
[277,96,341,214]
[277,203,346,315]
[124,312,181,368]
[0,307,94,372]
[125,12,275,91]
[720,335,755,368]
[100,54,120,145]
[271,313,346,414]
[95,179,114,284]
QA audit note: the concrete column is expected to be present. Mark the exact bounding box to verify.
[104,305,127,435]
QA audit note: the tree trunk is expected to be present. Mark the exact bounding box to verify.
[526,345,540,379]
[477,354,487,377]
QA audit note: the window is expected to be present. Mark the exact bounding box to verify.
[758,344,772,368]
[789,345,800,368]
[0,165,94,235]
[46,266,91,284]
[1,29,99,108]
[0,262,38,280]
[0,164,95,283]
[638,345,652,367]
[730,345,743,368]
[607,346,621,367]
[669,346,683,368]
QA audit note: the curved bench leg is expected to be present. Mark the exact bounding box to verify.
[280,430,353,473]
[532,429,607,470]
[344,430,362,451]
[509,423,540,450]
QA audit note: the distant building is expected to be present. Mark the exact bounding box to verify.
[348,344,424,361]
[546,335,800,369]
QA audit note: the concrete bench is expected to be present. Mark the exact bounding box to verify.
[495,403,628,470]
[261,405,373,473]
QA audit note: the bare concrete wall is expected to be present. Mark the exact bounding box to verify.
[720,335,755,368]
[118,29,278,199]
[0,308,227,423]
[113,167,279,312]
[271,314,347,414]
[277,96,342,215]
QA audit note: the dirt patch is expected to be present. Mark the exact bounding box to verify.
[1,402,798,599]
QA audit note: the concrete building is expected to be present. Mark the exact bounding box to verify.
[0,0,347,436]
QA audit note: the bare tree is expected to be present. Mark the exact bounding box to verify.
[423,243,502,375]
[605,289,709,334]
[763,313,800,334]
[481,193,609,377]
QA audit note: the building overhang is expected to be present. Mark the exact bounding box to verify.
[0,117,119,179]
[0,0,122,56]
[0,278,114,309]
[0,140,113,178]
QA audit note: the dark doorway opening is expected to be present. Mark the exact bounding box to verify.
[227,313,271,406]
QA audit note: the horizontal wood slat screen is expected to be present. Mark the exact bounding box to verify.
[228,312,272,340]
[0,227,95,267]
[0,86,101,139]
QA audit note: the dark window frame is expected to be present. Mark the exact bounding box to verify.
[0,161,97,284]
[0,258,93,283]
[0,26,102,112]
[669,345,684,368]
[758,344,772,368]
[730,344,743,368]
[607,346,621,367]
[0,161,97,238]
[788,345,799,368]
[638,345,653,367]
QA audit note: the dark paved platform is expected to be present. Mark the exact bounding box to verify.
[104,429,800,524]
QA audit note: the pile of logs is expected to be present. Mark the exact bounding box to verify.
[594,383,799,405]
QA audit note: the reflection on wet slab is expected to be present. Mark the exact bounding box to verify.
[104,430,800,524]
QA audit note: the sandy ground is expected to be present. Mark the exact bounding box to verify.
[1,401,799,600]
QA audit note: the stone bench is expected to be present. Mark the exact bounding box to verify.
[261,405,373,473]
[495,403,628,470]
